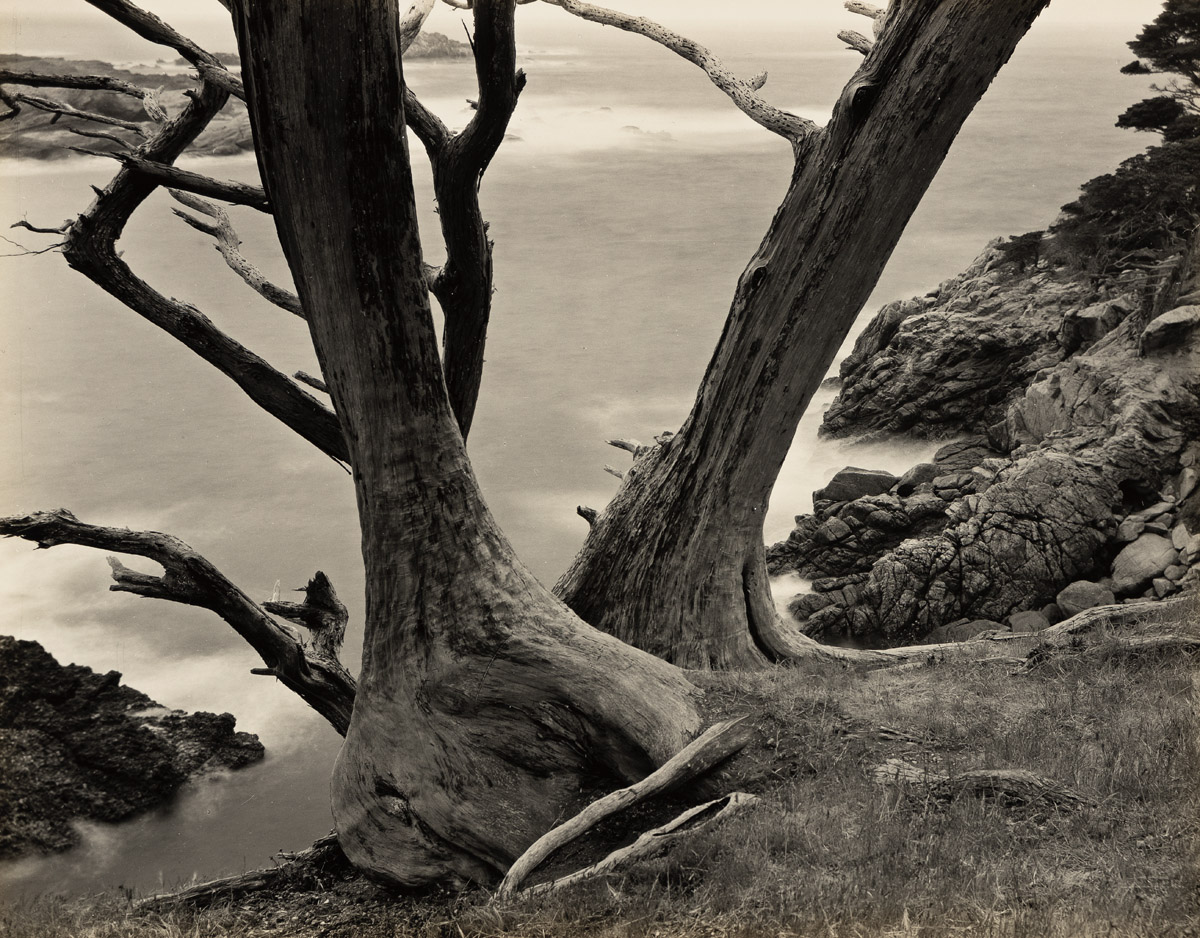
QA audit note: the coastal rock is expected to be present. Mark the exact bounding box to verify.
[1111,534,1179,595]
[0,636,264,859]
[1008,610,1051,633]
[1058,299,1130,353]
[1139,305,1200,355]
[821,248,1091,439]
[1055,580,1115,617]
[813,467,898,504]
[926,619,1005,643]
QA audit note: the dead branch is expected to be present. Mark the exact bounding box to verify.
[577,505,598,526]
[169,190,303,317]
[294,371,329,394]
[606,438,650,457]
[51,8,349,465]
[0,69,148,100]
[0,509,355,734]
[602,464,625,481]
[845,0,888,37]
[497,716,756,897]
[139,834,344,910]
[263,572,348,662]
[2,90,147,136]
[196,63,245,101]
[115,156,269,212]
[838,29,874,56]
[518,792,758,897]
[539,0,817,150]
[399,0,438,51]
[67,125,137,148]
[873,759,1094,810]
[11,218,70,235]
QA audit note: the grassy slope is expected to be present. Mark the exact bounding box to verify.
[3,604,1196,938]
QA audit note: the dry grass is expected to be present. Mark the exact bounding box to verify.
[3,623,1197,938]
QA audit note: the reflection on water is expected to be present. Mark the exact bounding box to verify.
[0,14,1156,896]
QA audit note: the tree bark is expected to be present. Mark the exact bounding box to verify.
[233,0,702,889]
[556,0,1052,669]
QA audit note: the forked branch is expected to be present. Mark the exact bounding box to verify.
[497,716,756,897]
[539,0,817,151]
[0,509,356,734]
[170,190,304,318]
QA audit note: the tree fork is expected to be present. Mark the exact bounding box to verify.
[233,0,704,888]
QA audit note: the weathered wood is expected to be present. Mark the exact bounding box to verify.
[542,0,815,150]
[0,509,355,734]
[873,759,1094,810]
[169,190,302,316]
[263,571,348,663]
[497,716,755,897]
[517,792,759,898]
[139,834,343,910]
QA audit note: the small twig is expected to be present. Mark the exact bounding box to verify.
[294,371,329,394]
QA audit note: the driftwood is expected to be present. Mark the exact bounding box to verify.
[139,835,344,910]
[496,716,756,897]
[516,792,758,898]
[873,759,1094,810]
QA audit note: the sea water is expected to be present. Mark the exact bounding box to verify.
[0,5,1157,896]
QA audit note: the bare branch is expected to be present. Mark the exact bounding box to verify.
[606,438,650,457]
[67,125,137,148]
[539,0,817,148]
[294,371,329,394]
[0,509,355,734]
[838,29,874,56]
[404,87,452,154]
[498,717,755,897]
[873,760,1093,810]
[519,793,758,897]
[603,464,625,481]
[196,63,245,101]
[117,156,269,211]
[262,571,347,662]
[846,0,888,37]
[577,505,598,526]
[51,21,348,464]
[399,0,438,52]
[12,217,70,235]
[4,90,147,136]
[169,190,304,317]
[0,69,149,100]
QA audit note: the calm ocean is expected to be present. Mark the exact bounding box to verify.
[0,4,1159,896]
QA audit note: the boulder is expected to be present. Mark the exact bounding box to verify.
[1055,580,1116,618]
[1059,299,1128,353]
[813,467,898,505]
[1139,305,1200,355]
[1111,534,1179,595]
[895,462,941,496]
[927,619,1005,643]
[1115,518,1146,543]
[1008,610,1051,633]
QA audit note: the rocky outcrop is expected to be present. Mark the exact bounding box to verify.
[0,637,264,859]
[821,247,1101,439]
[771,243,1200,647]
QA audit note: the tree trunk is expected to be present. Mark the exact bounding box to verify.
[233,0,702,888]
[556,0,1051,669]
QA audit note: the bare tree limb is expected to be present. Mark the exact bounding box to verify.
[115,155,269,211]
[2,90,148,136]
[0,509,356,734]
[12,217,70,235]
[539,0,817,150]
[52,3,349,464]
[0,69,149,100]
[497,716,755,897]
[517,793,758,897]
[262,572,348,662]
[838,29,874,56]
[66,125,138,148]
[294,371,329,394]
[169,190,304,317]
[873,759,1094,810]
[197,63,246,101]
[845,0,888,37]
